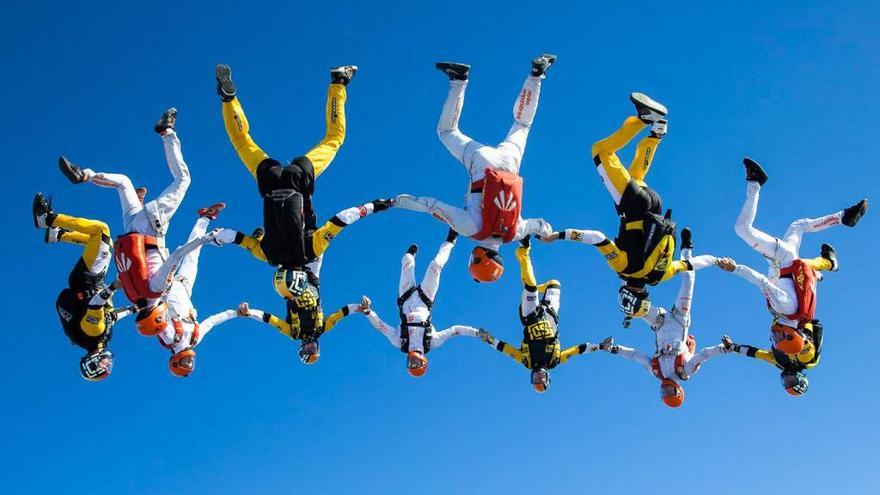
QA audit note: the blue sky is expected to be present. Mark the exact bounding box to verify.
[2,1,878,493]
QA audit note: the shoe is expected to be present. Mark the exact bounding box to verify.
[58,156,87,184]
[446,228,459,244]
[330,65,358,85]
[33,192,54,228]
[743,157,768,186]
[531,54,557,77]
[216,64,236,102]
[45,227,68,243]
[842,199,868,227]
[435,62,470,81]
[630,92,667,123]
[820,243,838,272]
[198,202,226,220]
[154,107,177,135]
[136,187,148,204]
[680,227,693,250]
[650,119,667,139]
[251,227,265,242]
[407,244,419,255]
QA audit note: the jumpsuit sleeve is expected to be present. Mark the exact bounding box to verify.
[558,343,599,364]
[515,218,552,241]
[323,304,358,333]
[312,200,390,257]
[194,309,239,344]
[735,344,781,368]
[81,285,118,337]
[245,309,292,337]
[431,325,479,349]
[494,340,524,364]
[611,344,654,374]
[684,344,727,375]
[233,231,268,263]
[364,310,401,347]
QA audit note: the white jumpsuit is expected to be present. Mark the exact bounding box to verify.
[732,180,842,326]
[395,75,552,251]
[363,240,479,353]
[613,248,728,384]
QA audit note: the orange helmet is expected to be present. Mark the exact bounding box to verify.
[406,351,428,377]
[660,379,684,408]
[169,349,196,377]
[771,323,805,355]
[136,303,168,336]
[531,368,550,393]
[469,247,503,283]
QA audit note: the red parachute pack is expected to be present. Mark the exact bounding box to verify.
[114,233,165,304]
[471,168,523,243]
[775,259,818,323]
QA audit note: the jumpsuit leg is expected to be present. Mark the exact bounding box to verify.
[592,116,646,205]
[781,211,844,254]
[149,129,191,224]
[496,75,543,173]
[673,248,696,316]
[86,170,144,227]
[394,195,480,237]
[437,80,482,172]
[148,234,212,293]
[304,83,347,179]
[176,216,210,295]
[541,283,562,314]
[419,241,454,301]
[627,135,662,186]
[399,249,417,297]
[222,97,271,179]
[734,181,788,261]
[51,213,112,276]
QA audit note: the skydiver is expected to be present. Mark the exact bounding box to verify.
[716,157,867,355]
[395,55,557,283]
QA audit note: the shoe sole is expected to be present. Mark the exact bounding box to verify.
[843,200,868,227]
[743,158,768,184]
[32,194,48,228]
[821,244,838,271]
[58,157,85,184]
[630,92,668,116]
[216,65,236,98]
[532,54,557,74]
[435,62,470,78]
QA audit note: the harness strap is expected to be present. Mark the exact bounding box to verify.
[625,220,644,231]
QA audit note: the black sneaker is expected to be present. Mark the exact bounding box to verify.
[154,107,177,135]
[680,227,693,250]
[216,64,236,102]
[820,243,839,272]
[743,157,768,186]
[842,199,868,227]
[330,65,358,85]
[251,227,265,242]
[435,62,470,81]
[531,54,557,77]
[446,228,459,244]
[33,192,54,229]
[407,244,419,255]
[58,156,87,184]
[630,92,667,123]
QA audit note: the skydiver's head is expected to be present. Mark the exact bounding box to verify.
[781,370,809,396]
[135,302,169,336]
[80,347,114,382]
[618,285,650,318]
[298,338,320,365]
[771,322,806,355]
[169,349,197,377]
[406,351,428,377]
[273,269,311,300]
[531,368,551,393]
[660,378,684,408]
[469,246,504,283]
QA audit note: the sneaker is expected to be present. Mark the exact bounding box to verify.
[446,228,459,244]
[215,64,236,101]
[435,62,470,81]
[154,107,177,135]
[198,202,226,220]
[743,157,768,186]
[630,92,667,123]
[58,156,87,184]
[842,199,868,227]
[407,244,419,255]
[680,227,693,250]
[820,243,838,272]
[33,192,54,228]
[330,65,358,85]
[531,54,557,77]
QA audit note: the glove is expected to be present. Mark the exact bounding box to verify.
[716,257,738,272]
[357,296,372,314]
[537,220,553,239]
[599,336,615,352]
[371,198,395,212]
[477,328,494,344]
[237,302,251,317]
[721,335,737,353]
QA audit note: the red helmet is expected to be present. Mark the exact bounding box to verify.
[660,379,684,408]
[406,351,428,377]
[136,303,168,336]
[169,349,196,377]
[771,323,805,355]
[469,247,503,283]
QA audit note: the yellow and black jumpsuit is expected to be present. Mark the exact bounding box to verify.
[588,115,685,286]
[48,212,127,352]
[733,321,823,375]
[243,286,357,343]
[222,82,347,270]
[488,239,594,370]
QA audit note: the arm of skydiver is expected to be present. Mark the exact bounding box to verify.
[431,325,480,350]
[607,343,654,375]
[311,199,395,257]
[81,282,123,337]
[241,306,293,337]
[515,217,553,241]
[227,230,268,263]
[193,309,239,344]
[559,342,601,364]
[731,342,781,368]
[494,339,524,364]
[351,296,401,347]
[323,304,360,333]
[541,229,607,245]
[683,344,729,376]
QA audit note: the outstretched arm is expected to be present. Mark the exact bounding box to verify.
[323,304,361,333]
[431,325,479,350]
[238,303,292,337]
[559,342,600,364]
[479,330,523,365]
[195,309,239,344]
[515,218,553,241]
[731,342,781,369]
[606,341,654,375]
[312,199,394,257]
[683,344,729,376]
[220,229,268,263]
[541,229,608,245]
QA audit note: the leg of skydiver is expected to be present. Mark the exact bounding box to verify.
[399,245,418,297]
[541,281,562,314]
[496,73,544,173]
[77,168,144,230]
[727,262,797,315]
[394,195,480,237]
[436,77,482,172]
[303,81,348,179]
[419,231,457,302]
[781,199,867,254]
[219,80,271,179]
[176,216,210,295]
[592,116,645,205]
[148,232,220,293]
[516,238,540,317]
[734,180,792,264]
[150,127,191,224]
[674,247,696,317]
[49,213,112,277]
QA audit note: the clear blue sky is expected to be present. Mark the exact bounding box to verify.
[2,1,877,493]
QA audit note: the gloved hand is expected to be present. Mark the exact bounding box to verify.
[357,296,372,314]
[716,258,738,272]
[477,328,494,344]
[237,302,251,317]
[721,335,737,353]
[371,198,395,212]
[599,336,615,352]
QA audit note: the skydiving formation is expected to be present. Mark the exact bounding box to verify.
[35,53,871,407]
